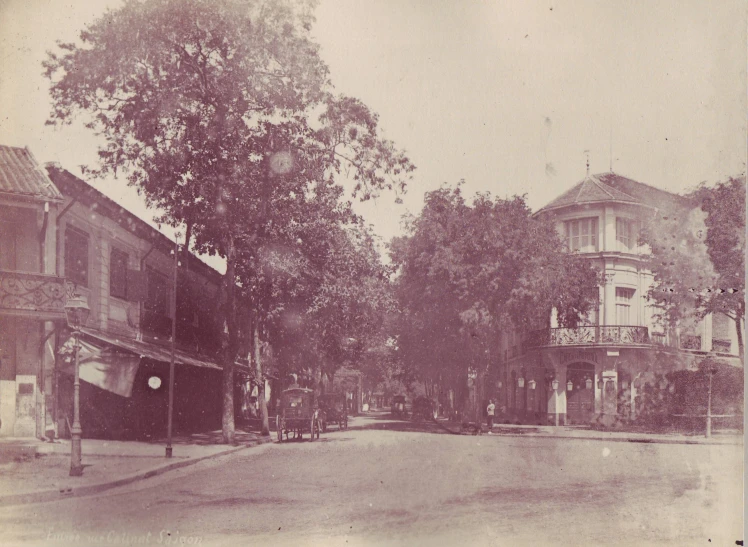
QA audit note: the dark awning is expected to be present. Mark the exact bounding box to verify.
[79,327,222,371]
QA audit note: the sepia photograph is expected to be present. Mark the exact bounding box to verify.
[0,1,745,545]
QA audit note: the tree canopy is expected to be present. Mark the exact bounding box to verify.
[44,0,415,440]
[390,185,601,392]
[641,176,745,355]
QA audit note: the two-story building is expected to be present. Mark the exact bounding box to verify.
[0,143,254,440]
[46,163,252,440]
[493,171,742,426]
[0,146,66,437]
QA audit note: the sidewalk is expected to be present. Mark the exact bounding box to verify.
[0,430,272,507]
[431,417,744,445]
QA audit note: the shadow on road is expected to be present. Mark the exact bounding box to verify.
[348,413,456,435]
[273,436,355,445]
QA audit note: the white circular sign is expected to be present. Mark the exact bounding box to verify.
[148,376,162,390]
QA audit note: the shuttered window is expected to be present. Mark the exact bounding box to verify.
[110,248,129,299]
[65,226,89,287]
[565,217,598,252]
[616,217,636,251]
[615,287,635,325]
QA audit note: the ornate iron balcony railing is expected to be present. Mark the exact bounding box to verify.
[711,338,732,353]
[0,270,67,317]
[526,325,651,348]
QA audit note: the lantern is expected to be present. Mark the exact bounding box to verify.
[586,378,593,390]
[64,296,90,331]
[567,380,573,391]
[528,380,536,390]
[551,379,559,390]
[517,378,525,388]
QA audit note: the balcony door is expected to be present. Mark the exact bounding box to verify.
[0,208,37,272]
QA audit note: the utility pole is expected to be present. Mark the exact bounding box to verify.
[706,369,713,439]
[166,237,179,457]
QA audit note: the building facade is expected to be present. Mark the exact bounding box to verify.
[493,172,742,425]
[0,146,65,437]
[0,143,251,439]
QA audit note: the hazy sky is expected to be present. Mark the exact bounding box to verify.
[1,0,745,271]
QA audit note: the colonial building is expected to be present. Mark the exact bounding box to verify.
[0,146,65,437]
[494,172,742,426]
[0,143,253,439]
[45,163,256,440]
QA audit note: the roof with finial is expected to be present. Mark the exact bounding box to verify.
[539,172,689,213]
[0,145,63,202]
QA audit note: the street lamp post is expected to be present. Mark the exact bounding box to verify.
[64,295,90,477]
[166,239,179,458]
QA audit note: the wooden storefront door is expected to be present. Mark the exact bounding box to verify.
[566,362,595,424]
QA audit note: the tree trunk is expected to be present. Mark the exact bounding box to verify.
[254,317,270,436]
[219,235,237,444]
[735,315,744,359]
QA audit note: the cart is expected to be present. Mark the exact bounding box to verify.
[319,393,349,432]
[276,388,322,442]
[391,395,407,418]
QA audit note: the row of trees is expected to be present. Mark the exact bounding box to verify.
[389,185,602,400]
[387,177,745,409]
[44,0,413,442]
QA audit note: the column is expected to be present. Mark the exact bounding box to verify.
[604,272,616,326]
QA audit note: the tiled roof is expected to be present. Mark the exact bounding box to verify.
[0,145,63,201]
[594,172,690,207]
[540,172,684,212]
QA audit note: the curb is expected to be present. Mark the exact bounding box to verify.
[431,419,742,446]
[0,436,273,508]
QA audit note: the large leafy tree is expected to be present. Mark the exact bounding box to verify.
[696,177,745,356]
[44,0,414,442]
[642,177,745,356]
[391,185,601,398]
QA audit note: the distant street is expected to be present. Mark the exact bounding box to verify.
[1,413,742,547]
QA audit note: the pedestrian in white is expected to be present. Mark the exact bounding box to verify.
[486,400,496,433]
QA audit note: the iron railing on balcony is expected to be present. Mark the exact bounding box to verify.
[711,338,732,353]
[0,270,67,317]
[680,334,702,351]
[526,325,651,348]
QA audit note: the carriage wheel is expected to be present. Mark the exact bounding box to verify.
[276,415,282,443]
[322,420,327,433]
[343,415,348,430]
[309,418,316,442]
[315,419,321,439]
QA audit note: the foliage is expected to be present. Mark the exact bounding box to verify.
[390,185,601,393]
[641,176,745,354]
[44,0,414,440]
[694,177,745,330]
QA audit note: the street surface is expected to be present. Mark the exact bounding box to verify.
[1,413,742,547]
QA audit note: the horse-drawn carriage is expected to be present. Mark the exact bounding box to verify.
[319,393,349,432]
[276,388,323,442]
[391,395,407,418]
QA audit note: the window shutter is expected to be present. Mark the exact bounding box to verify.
[126,269,147,302]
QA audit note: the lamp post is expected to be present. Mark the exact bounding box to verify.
[166,239,179,458]
[64,295,90,477]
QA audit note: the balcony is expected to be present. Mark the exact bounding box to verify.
[711,338,732,353]
[526,325,651,349]
[0,270,67,319]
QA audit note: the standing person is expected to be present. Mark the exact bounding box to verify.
[486,400,496,433]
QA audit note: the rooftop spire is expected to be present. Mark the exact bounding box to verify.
[586,151,590,176]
